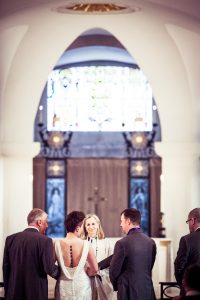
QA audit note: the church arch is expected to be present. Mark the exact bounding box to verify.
[33,28,162,237]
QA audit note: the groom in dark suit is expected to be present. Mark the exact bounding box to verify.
[99,208,156,300]
[3,208,59,300]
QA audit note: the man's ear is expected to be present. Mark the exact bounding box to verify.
[127,218,131,225]
[36,219,42,227]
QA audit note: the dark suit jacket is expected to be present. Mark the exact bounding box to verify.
[98,254,113,270]
[100,229,156,300]
[3,228,59,300]
[174,229,200,288]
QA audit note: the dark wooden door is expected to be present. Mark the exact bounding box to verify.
[67,158,128,237]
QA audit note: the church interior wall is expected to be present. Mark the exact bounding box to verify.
[0,1,200,282]
[0,158,4,280]
[156,143,200,251]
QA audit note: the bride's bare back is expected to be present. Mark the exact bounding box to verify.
[59,238,84,268]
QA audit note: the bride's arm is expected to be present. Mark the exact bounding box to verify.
[86,247,98,276]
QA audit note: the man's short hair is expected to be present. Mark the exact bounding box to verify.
[184,264,200,291]
[189,208,200,223]
[27,208,47,225]
[121,208,141,224]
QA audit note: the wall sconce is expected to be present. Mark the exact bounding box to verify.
[131,132,148,150]
[47,160,65,177]
[130,160,149,177]
[47,132,65,149]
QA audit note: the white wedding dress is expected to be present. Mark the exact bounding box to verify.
[54,239,92,300]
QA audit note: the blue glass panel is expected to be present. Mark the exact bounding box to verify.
[46,178,65,238]
[130,178,149,235]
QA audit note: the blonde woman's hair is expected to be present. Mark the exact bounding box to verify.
[82,214,105,240]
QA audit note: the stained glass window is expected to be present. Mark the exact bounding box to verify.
[46,178,65,238]
[130,178,149,235]
[47,65,152,132]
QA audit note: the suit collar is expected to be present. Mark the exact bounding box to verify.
[24,227,39,233]
[127,227,141,235]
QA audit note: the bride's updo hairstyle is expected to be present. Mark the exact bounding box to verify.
[81,214,105,240]
[65,211,85,233]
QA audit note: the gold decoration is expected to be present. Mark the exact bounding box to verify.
[67,3,126,12]
[54,3,140,14]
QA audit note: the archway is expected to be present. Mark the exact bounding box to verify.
[33,28,162,237]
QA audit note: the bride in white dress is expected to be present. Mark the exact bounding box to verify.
[54,211,98,300]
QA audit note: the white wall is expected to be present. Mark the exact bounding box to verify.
[0,158,4,281]
[156,142,200,253]
[0,1,200,281]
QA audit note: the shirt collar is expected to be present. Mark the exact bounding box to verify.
[88,236,97,241]
[27,225,39,232]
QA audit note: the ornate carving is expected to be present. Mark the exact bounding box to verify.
[37,125,72,158]
[123,126,158,158]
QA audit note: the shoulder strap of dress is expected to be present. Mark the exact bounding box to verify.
[80,240,89,264]
[54,239,63,263]
[73,240,89,276]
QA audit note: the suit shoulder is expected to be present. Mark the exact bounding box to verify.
[184,231,200,242]
[22,230,52,244]
[26,232,53,249]
[116,235,129,246]
[5,231,22,241]
[180,232,196,241]
[149,236,156,244]
[35,233,52,243]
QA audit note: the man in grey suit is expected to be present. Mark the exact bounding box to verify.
[108,208,156,300]
[3,208,59,300]
[174,208,200,295]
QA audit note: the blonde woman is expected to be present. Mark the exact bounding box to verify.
[82,214,117,300]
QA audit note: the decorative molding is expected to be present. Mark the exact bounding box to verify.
[123,127,159,158]
[37,125,72,158]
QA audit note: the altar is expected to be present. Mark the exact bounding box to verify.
[48,237,174,299]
